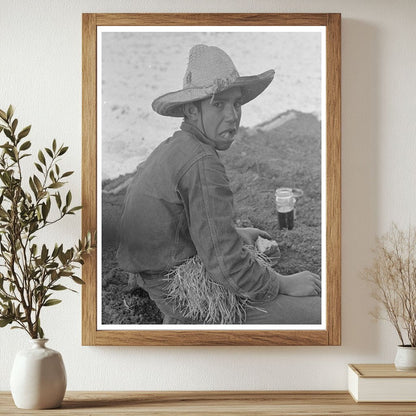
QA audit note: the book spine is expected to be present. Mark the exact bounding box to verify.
[347,366,359,402]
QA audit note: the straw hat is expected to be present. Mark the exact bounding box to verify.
[152,44,275,117]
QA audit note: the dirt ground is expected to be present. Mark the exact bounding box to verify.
[101,110,321,325]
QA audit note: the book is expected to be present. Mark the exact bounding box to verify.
[348,364,416,402]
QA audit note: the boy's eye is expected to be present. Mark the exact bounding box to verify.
[213,102,224,108]
[234,101,242,110]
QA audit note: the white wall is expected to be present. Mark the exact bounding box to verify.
[1,0,416,391]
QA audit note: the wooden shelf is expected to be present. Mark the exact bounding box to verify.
[2,391,416,415]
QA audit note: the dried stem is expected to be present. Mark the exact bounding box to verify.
[363,224,416,346]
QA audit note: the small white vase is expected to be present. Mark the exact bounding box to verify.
[394,345,416,371]
[10,338,67,409]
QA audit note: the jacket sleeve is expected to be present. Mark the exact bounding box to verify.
[177,153,279,302]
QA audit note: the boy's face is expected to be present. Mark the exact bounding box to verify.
[197,87,242,150]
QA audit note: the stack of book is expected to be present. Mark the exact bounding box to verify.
[348,364,416,402]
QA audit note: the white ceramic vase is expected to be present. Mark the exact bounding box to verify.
[10,338,67,409]
[394,345,416,371]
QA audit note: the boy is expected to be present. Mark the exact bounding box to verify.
[117,44,321,324]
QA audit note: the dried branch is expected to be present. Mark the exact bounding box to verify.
[363,223,416,346]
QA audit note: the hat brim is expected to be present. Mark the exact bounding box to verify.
[152,69,275,117]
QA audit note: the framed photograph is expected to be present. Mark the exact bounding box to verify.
[82,13,341,346]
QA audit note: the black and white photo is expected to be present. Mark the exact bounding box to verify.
[99,28,325,328]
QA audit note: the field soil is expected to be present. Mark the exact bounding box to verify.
[101,110,321,325]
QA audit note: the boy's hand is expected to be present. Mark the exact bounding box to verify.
[278,271,321,297]
[236,227,271,246]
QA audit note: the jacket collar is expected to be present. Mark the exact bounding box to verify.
[180,121,217,149]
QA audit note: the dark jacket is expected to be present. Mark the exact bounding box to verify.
[116,122,279,317]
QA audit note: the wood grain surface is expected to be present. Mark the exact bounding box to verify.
[2,391,416,415]
[350,364,416,378]
[326,12,342,347]
[95,13,330,26]
[82,13,342,346]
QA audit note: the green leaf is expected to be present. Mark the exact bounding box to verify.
[17,125,31,140]
[72,276,85,285]
[0,109,7,121]
[29,177,38,196]
[31,244,38,256]
[58,146,68,156]
[57,249,66,264]
[19,140,31,151]
[41,202,50,220]
[69,206,82,213]
[52,139,57,152]
[4,129,12,140]
[51,244,59,258]
[11,118,18,133]
[50,285,68,291]
[34,162,43,173]
[45,147,53,158]
[19,153,30,160]
[38,325,44,339]
[43,299,62,307]
[6,105,14,122]
[33,175,43,192]
[38,150,46,165]
[41,244,48,262]
[59,271,73,277]
[61,171,74,178]
[48,182,64,189]
[65,191,72,207]
[55,192,62,208]
[0,317,13,327]
[0,142,12,150]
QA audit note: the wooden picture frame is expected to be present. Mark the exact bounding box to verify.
[82,13,341,346]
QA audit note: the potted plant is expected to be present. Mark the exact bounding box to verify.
[0,105,94,408]
[363,223,416,370]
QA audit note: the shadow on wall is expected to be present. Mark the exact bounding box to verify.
[341,19,381,355]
